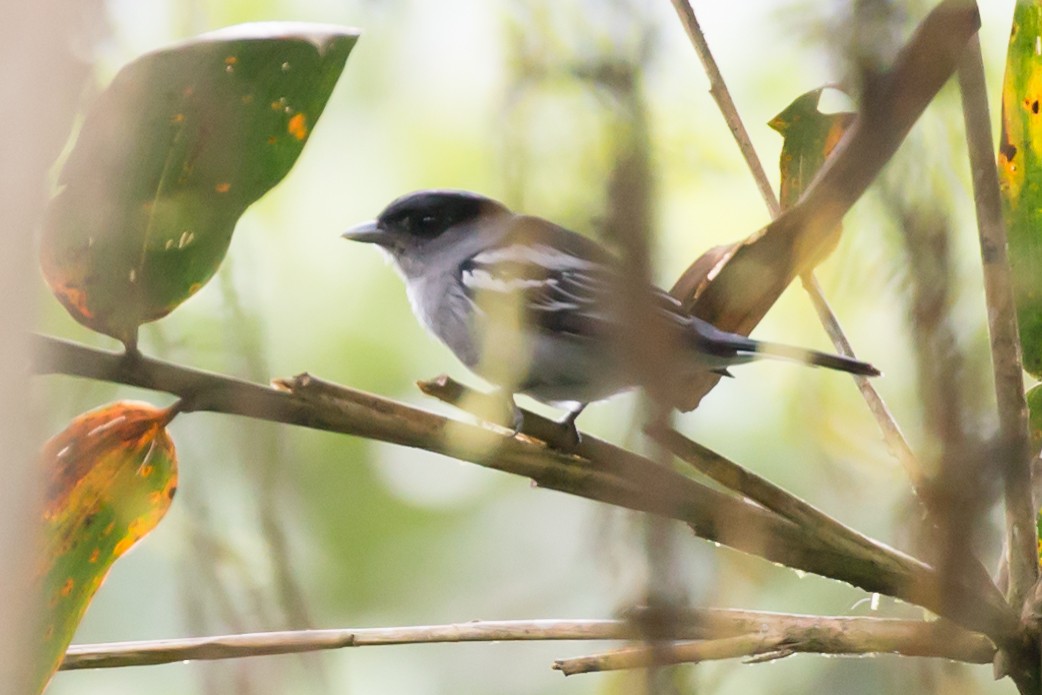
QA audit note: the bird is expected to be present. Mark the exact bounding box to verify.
[342,189,879,443]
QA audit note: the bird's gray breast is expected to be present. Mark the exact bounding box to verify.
[404,271,482,368]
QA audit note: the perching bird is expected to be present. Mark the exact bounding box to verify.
[342,189,878,439]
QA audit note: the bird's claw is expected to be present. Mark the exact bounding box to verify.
[555,419,582,450]
[507,401,524,435]
[552,408,584,451]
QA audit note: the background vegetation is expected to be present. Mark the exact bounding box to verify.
[31,0,1029,693]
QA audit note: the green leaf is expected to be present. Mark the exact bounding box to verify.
[33,402,178,693]
[768,87,855,211]
[999,1,1042,378]
[40,23,359,346]
[1037,508,1042,566]
[1027,383,1042,454]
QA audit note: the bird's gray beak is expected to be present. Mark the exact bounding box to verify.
[341,220,386,245]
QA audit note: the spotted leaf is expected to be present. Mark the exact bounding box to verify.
[33,402,178,693]
[40,23,359,346]
[999,1,1042,379]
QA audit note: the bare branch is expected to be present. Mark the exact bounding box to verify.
[554,616,994,675]
[957,33,1036,606]
[799,273,921,483]
[646,424,910,564]
[61,620,635,671]
[667,0,779,216]
[421,374,1013,641]
[60,612,993,672]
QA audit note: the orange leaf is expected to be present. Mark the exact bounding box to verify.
[32,402,178,693]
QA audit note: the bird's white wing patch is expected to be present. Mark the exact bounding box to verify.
[461,267,561,294]
[468,244,600,272]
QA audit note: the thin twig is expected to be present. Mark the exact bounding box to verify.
[61,620,635,671]
[667,0,780,216]
[667,0,919,482]
[554,616,994,675]
[957,33,1036,607]
[60,612,994,672]
[799,274,921,482]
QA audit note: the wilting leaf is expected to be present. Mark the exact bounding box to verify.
[998,1,1042,378]
[33,402,178,693]
[666,3,979,411]
[672,90,854,318]
[769,87,855,211]
[667,88,854,408]
[40,23,359,346]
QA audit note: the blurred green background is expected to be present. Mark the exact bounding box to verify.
[37,0,1021,693]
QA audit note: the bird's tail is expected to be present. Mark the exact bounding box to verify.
[750,341,880,377]
[684,317,880,377]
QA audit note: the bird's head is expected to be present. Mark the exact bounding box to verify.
[342,190,509,274]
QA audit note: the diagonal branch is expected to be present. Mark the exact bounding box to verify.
[419,374,1013,641]
[799,273,920,482]
[646,424,910,561]
[645,422,1005,630]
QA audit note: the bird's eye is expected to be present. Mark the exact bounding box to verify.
[416,214,438,234]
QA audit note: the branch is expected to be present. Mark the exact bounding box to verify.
[667,0,779,216]
[554,615,994,675]
[420,374,1013,641]
[645,423,1006,632]
[60,611,993,672]
[32,335,1018,640]
[799,273,921,483]
[646,424,910,563]
[61,619,636,671]
[957,33,1036,607]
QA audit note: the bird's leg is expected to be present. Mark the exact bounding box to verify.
[555,404,586,449]
[496,391,524,435]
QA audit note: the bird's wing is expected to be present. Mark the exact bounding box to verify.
[459,241,611,337]
[458,215,688,339]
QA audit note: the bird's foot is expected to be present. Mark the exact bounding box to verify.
[553,407,585,451]
[488,392,524,435]
[506,399,524,435]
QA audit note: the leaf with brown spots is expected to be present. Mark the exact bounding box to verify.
[998,1,1042,379]
[40,23,359,347]
[32,402,178,694]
